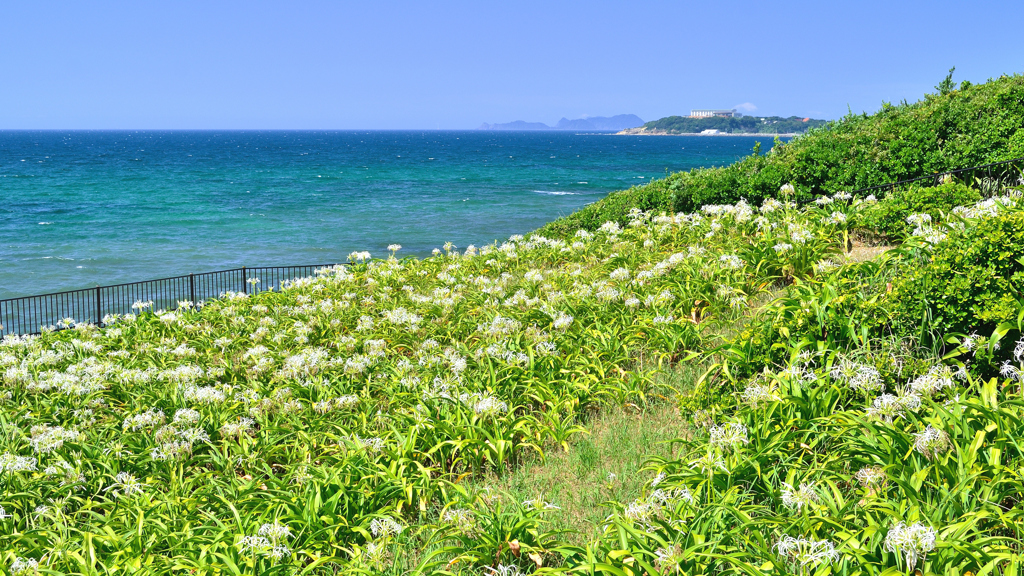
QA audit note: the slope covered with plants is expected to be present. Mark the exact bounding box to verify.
[630,115,827,135]
[3,166,1024,574]
[541,73,1024,237]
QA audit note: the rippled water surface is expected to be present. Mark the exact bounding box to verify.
[0,130,782,298]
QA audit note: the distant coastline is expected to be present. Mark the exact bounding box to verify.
[616,128,798,137]
[622,114,826,136]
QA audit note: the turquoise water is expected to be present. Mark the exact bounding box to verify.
[0,131,782,299]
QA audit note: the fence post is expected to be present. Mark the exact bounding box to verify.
[189,273,196,305]
[95,286,102,326]
[241,266,247,295]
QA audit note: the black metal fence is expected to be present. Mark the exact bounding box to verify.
[0,265,338,337]
[848,156,1024,196]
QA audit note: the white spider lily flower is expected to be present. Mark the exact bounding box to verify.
[914,426,950,460]
[10,557,39,576]
[1000,361,1022,382]
[910,365,956,395]
[485,565,523,576]
[0,453,38,473]
[441,508,476,534]
[690,451,729,474]
[258,522,293,542]
[774,536,841,566]
[885,522,937,571]
[719,254,743,269]
[854,466,887,488]
[709,423,749,450]
[369,516,404,538]
[106,472,145,498]
[742,381,782,408]
[830,358,883,392]
[866,390,920,423]
[780,482,820,511]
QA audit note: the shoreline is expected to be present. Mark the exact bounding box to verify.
[615,128,799,137]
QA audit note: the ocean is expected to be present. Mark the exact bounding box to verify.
[0,130,783,299]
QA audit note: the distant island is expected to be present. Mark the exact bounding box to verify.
[479,114,644,131]
[619,113,828,135]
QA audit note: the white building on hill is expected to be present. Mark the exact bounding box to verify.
[690,109,737,118]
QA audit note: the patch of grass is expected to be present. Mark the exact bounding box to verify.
[472,363,701,544]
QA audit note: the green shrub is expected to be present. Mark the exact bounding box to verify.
[859,181,982,241]
[539,74,1024,238]
[889,208,1024,341]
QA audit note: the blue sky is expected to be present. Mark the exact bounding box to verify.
[1,1,1021,129]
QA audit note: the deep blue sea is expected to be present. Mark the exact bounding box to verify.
[0,131,783,299]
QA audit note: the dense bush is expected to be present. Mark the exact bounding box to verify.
[890,207,1024,342]
[858,181,982,241]
[540,73,1024,238]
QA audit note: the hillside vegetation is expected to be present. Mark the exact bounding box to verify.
[629,115,827,135]
[541,74,1024,237]
[2,73,1024,576]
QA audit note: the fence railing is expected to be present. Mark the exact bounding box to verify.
[3,157,1024,338]
[0,264,338,337]
[846,156,1024,196]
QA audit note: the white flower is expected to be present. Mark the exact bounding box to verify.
[690,451,728,474]
[719,254,743,269]
[906,213,932,226]
[387,244,401,252]
[258,522,293,542]
[0,453,38,473]
[29,425,79,454]
[825,211,847,225]
[774,536,840,566]
[1000,361,1022,382]
[369,516,404,538]
[913,426,950,460]
[709,423,748,450]
[866,390,920,423]
[485,565,523,576]
[789,224,813,244]
[441,508,476,533]
[106,471,145,498]
[742,381,781,407]
[781,482,819,511]
[885,522,937,570]
[460,392,509,417]
[609,267,630,281]
[830,358,883,392]
[910,365,956,395]
[854,466,887,487]
[123,409,166,432]
[173,408,201,424]
[10,557,39,576]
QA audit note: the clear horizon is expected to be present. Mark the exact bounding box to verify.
[1,0,1021,130]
